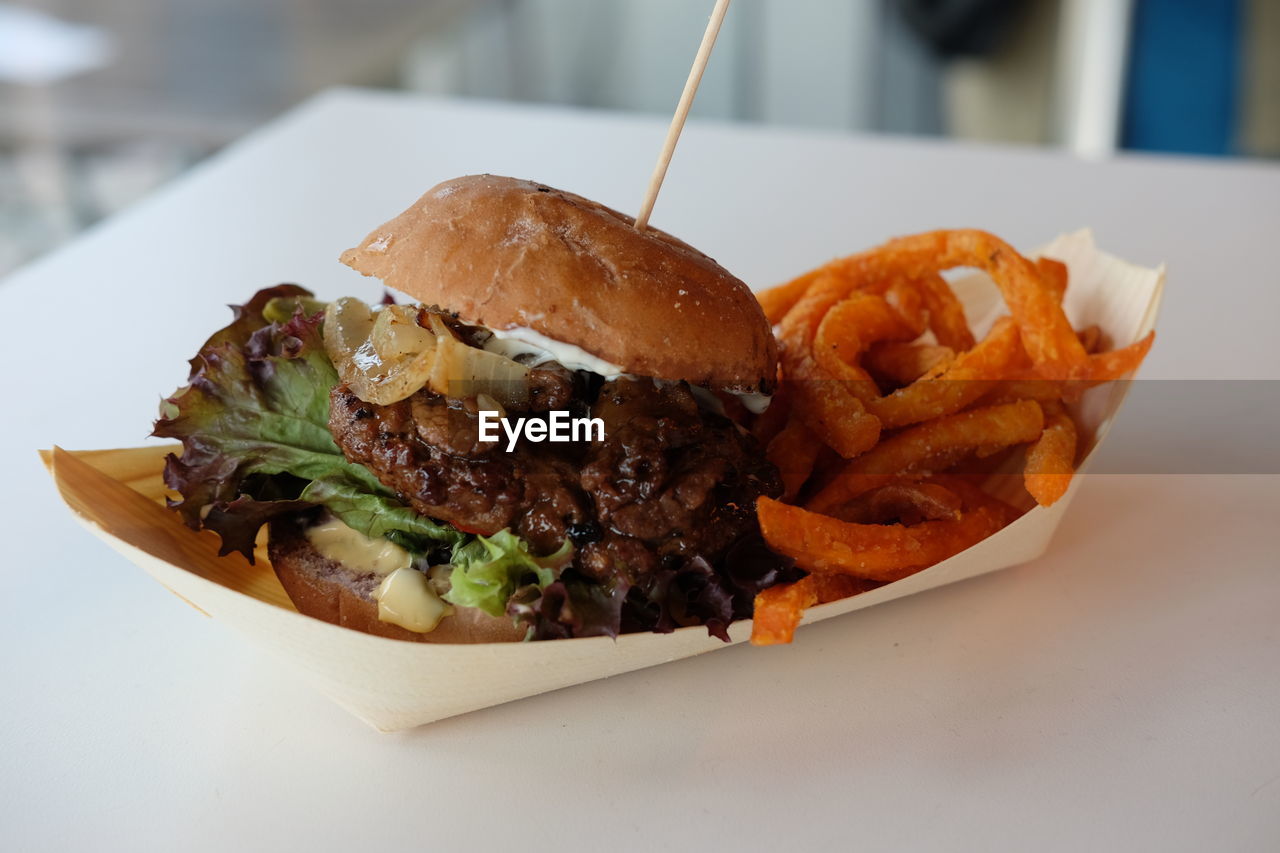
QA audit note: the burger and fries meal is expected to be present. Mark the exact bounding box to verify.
[142,173,1152,648]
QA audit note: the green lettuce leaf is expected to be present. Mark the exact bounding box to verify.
[445,531,569,617]
[152,285,464,560]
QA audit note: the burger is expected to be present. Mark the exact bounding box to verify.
[154,174,795,643]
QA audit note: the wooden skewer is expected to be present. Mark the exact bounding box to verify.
[634,0,732,232]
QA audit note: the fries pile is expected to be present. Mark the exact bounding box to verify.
[749,229,1154,645]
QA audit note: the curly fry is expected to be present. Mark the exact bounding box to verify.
[813,293,916,402]
[757,496,1011,581]
[782,318,882,458]
[767,416,823,501]
[750,572,881,646]
[866,317,1022,428]
[756,271,822,325]
[980,329,1153,405]
[788,366,881,458]
[807,400,1045,513]
[869,230,1089,379]
[1036,257,1069,303]
[750,575,818,645]
[924,473,1022,525]
[884,278,928,337]
[1077,324,1102,354]
[979,380,1062,406]
[865,342,955,387]
[1024,400,1078,506]
[749,229,1157,647]
[916,272,976,350]
[812,573,880,603]
[1086,330,1154,382]
[777,268,866,349]
[830,480,963,525]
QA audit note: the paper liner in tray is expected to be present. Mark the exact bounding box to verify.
[44,230,1164,732]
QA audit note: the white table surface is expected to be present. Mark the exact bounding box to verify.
[2,89,1278,852]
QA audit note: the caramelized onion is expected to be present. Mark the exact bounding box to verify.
[371,305,435,360]
[324,298,436,405]
[427,315,530,408]
[323,298,530,408]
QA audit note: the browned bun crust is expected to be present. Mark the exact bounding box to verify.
[340,174,777,394]
[267,516,525,644]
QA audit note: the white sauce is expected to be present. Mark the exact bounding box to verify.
[375,567,450,633]
[484,325,772,413]
[485,326,628,378]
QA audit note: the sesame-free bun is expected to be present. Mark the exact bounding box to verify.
[340,174,777,394]
[268,516,524,644]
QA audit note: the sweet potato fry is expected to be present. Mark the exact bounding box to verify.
[830,480,963,525]
[866,317,1022,428]
[811,573,880,603]
[820,293,919,363]
[756,271,821,325]
[757,496,1010,580]
[768,416,823,501]
[783,344,882,459]
[1086,330,1154,382]
[865,342,954,387]
[750,575,818,645]
[981,328,1154,406]
[775,256,929,362]
[916,272,976,350]
[779,232,1094,379]
[1036,257,1068,303]
[777,269,865,349]
[924,473,1022,526]
[751,229,1155,646]
[750,572,884,646]
[807,399,1045,513]
[813,293,916,401]
[1024,400,1077,506]
[867,230,1089,379]
[802,444,850,497]
[1077,324,1102,353]
[885,277,928,337]
[979,379,1064,406]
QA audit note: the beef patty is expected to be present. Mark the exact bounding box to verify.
[328,372,791,638]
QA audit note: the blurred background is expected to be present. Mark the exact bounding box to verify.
[1,0,1276,274]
